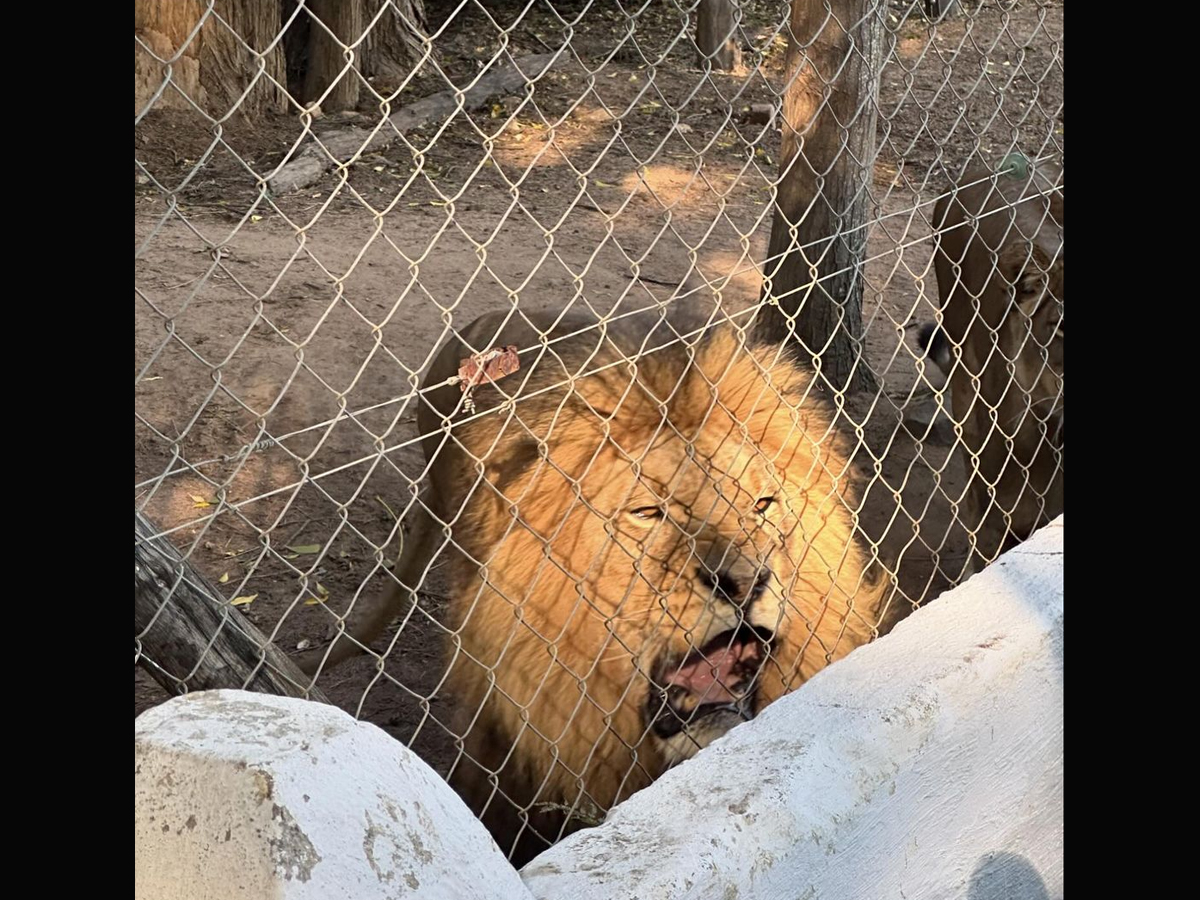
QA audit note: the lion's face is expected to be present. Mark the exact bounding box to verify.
[499,374,849,770]
[933,164,1064,460]
[929,167,1063,571]
[596,434,788,763]
[1004,239,1064,449]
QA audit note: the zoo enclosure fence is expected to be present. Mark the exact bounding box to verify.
[134,0,1064,860]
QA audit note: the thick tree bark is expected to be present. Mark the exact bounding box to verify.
[756,0,884,395]
[696,0,743,72]
[303,0,364,111]
[134,0,287,118]
[135,1,426,118]
[361,0,428,92]
[135,510,328,703]
[924,0,960,19]
[288,0,427,109]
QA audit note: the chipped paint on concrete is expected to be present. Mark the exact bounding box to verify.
[270,803,320,882]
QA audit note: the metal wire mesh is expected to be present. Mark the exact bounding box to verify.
[135,0,1063,862]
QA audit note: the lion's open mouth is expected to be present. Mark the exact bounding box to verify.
[647,625,774,739]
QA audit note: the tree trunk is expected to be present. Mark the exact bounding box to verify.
[134,0,287,118]
[361,0,428,93]
[289,0,427,111]
[924,0,960,19]
[696,0,743,72]
[135,510,328,703]
[755,0,884,395]
[303,0,364,112]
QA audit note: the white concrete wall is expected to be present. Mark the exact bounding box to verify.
[134,691,534,900]
[135,517,1063,900]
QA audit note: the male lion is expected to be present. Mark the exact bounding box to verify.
[301,308,890,863]
[921,157,1063,575]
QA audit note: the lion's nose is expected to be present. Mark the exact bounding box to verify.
[696,566,771,608]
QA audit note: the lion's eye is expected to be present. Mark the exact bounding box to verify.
[755,497,776,514]
[631,506,664,521]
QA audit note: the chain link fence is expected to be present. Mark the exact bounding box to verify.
[135,0,1063,864]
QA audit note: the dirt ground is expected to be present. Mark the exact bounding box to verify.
[135,0,1063,787]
